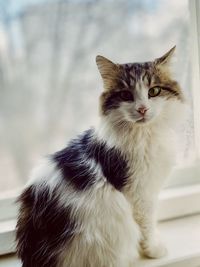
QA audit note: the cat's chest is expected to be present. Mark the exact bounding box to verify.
[127,130,176,180]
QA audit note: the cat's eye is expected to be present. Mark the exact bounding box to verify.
[148,87,161,97]
[119,90,133,101]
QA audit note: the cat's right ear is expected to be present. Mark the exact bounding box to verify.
[96,55,120,90]
[154,46,176,67]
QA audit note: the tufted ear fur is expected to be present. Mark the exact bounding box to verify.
[96,55,121,90]
[154,46,176,66]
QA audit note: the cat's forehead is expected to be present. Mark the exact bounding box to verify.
[119,61,160,88]
[121,62,153,78]
[121,61,152,69]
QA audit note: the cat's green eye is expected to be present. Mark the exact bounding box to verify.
[148,87,161,97]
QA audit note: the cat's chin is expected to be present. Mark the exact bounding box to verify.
[134,117,153,125]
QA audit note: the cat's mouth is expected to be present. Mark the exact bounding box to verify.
[136,117,146,123]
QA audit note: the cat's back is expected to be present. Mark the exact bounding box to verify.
[27,128,100,190]
[16,129,139,267]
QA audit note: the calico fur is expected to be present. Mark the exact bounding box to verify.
[16,47,185,267]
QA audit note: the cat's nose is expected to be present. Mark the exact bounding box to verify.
[137,106,148,115]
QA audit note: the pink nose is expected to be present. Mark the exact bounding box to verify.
[137,106,148,115]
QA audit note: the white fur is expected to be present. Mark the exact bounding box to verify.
[27,158,63,190]
[59,184,140,267]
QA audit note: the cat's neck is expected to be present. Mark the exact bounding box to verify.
[95,116,173,155]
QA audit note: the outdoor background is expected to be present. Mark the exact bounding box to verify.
[0,0,194,193]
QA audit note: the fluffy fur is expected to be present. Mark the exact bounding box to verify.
[16,47,185,267]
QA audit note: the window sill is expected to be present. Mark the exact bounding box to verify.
[0,214,200,267]
[135,214,200,267]
[0,220,16,255]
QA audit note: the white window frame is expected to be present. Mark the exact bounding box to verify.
[0,0,200,257]
[190,0,200,158]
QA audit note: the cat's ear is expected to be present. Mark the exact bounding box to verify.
[96,55,120,90]
[154,46,176,66]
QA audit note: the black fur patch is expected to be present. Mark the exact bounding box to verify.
[16,185,76,267]
[53,129,129,191]
[52,130,97,190]
[86,135,129,191]
[102,91,127,112]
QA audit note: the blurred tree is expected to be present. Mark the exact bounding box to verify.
[0,0,192,190]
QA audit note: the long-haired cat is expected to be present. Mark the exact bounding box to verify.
[16,47,185,267]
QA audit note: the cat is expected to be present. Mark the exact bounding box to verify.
[16,46,185,267]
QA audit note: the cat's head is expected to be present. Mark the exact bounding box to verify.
[96,47,184,126]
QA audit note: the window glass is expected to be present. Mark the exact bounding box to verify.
[0,0,195,193]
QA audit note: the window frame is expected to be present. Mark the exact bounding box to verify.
[0,189,20,222]
[190,0,200,159]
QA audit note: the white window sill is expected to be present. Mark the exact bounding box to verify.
[0,214,200,267]
[0,220,16,255]
[135,214,200,267]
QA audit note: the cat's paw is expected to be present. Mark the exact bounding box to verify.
[141,240,167,259]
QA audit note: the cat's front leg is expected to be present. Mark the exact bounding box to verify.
[140,229,167,259]
[134,198,167,259]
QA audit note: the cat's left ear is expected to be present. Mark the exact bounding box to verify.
[96,55,120,90]
[154,46,176,66]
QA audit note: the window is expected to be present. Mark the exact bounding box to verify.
[158,0,200,220]
[0,0,200,255]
